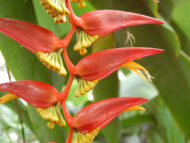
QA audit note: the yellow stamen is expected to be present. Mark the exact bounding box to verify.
[74,79,99,97]
[74,29,99,55]
[71,0,86,8]
[0,93,18,104]
[73,127,100,143]
[54,14,67,23]
[121,61,152,82]
[123,106,145,112]
[36,49,67,76]
[40,0,70,23]
[79,48,87,55]
[37,103,66,129]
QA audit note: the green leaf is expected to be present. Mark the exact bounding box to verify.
[158,100,186,143]
[121,114,154,128]
[147,98,187,143]
[160,18,181,55]
[141,23,190,137]
[172,0,190,42]
[159,0,175,21]
[87,0,115,9]
[88,0,158,17]
[172,0,190,55]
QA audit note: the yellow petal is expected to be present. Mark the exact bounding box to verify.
[47,121,55,129]
[121,61,152,82]
[123,106,146,112]
[37,103,66,129]
[80,48,87,56]
[74,29,99,55]
[74,79,99,97]
[0,93,18,104]
[40,0,69,23]
[73,127,100,143]
[36,49,67,76]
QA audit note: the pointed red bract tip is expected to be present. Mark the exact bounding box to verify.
[0,80,59,108]
[75,47,164,81]
[70,97,148,133]
[78,10,164,36]
[0,18,63,53]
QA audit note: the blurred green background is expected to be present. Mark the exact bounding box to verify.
[0,0,190,142]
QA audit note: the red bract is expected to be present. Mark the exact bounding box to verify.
[71,47,163,97]
[76,10,164,36]
[65,0,164,55]
[63,97,148,143]
[0,18,63,53]
[74,47,163,81]
[0,80,66,129]
[70,97,148,133]
[0,18,67,76]
[0,80,59,108]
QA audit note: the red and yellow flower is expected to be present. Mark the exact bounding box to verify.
[0,80,65,129]
[62,97,148,143]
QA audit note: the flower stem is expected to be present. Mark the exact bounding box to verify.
[66,128,73,143]
[62,102,73,125]
[62,26,75,48]
[60,74,74,123]
[61,75,74,100]
[65,0,82,25]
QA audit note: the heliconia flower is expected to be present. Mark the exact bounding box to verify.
[40,0,70,23]
[0,18,67,76]
[66,8,164,55]
[72,47,163,97]
[64,97,148,143]
[0,80,66,129]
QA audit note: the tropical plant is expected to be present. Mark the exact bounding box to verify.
[0,0,190,143]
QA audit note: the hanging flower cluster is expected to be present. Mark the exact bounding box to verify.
[0,0,164,142]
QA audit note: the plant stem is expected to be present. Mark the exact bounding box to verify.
[65,128,73,143]
[65,0,82,25]
[62,26,75,48]
[60,75,74,123]
[61,74,74,100]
